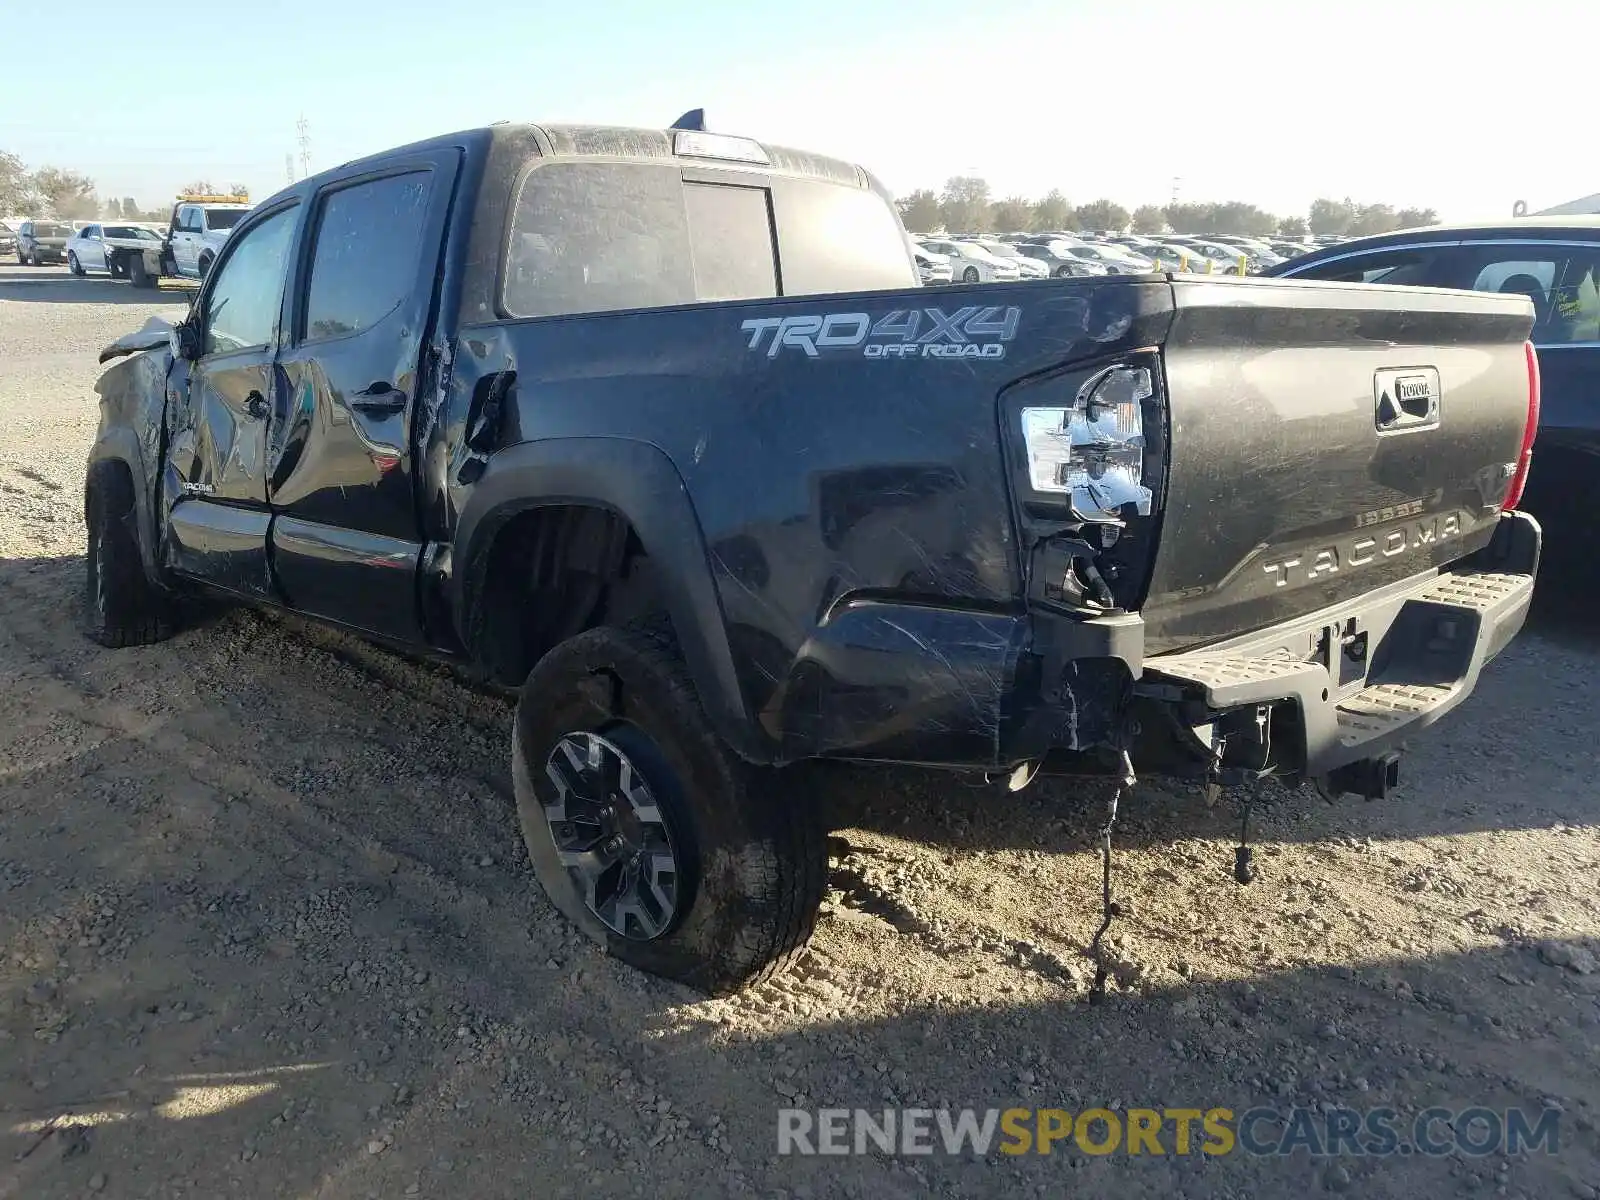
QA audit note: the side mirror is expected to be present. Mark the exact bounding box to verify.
[170,320,201,361]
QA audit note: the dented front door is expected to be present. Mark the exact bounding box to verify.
[161,203,300,599]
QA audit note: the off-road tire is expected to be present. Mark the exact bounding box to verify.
[512,620,826,995]
[84,467,176,648]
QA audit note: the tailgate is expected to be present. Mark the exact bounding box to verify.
[1141,278,1534,654]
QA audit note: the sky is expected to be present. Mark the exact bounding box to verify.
[1,0,1595,222]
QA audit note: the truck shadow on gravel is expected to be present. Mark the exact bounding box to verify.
[1,850,1595,1200]
[0,276,194,306]
[2,551,1598,1198]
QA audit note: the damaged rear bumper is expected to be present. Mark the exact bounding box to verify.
[782,511,1538,779]
[1138,510,1539,781]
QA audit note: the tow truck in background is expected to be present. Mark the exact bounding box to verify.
[127,192,254,288]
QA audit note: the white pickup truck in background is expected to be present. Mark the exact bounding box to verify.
[166,196,252,279]
[125,193,254,287]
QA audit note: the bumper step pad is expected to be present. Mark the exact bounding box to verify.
[1143,567,1534,774]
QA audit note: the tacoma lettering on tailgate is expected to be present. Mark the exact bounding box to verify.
[1262,512,1467,588]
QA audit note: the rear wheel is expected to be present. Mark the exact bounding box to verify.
[962,266,979,283]
[512,621,826,995]
[84,467,176,648]
[67,252,84,277]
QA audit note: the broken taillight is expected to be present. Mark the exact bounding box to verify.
[1502,340,1541,511]
[1019,364,1155,520]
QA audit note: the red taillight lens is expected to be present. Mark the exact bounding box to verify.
[1502,340,1541,511]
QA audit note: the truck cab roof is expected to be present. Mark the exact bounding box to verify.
[319,122,876,191]
[241,120,914,330]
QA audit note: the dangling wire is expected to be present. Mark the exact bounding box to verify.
[1086,747,1136,1004]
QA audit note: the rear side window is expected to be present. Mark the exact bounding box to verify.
[1284,247,1441,286]
[683,182,777,302]
[503,162,695,319]
[302,172,432,341]
[772,181,916,296]
[1461,245,1600,345]
[502,161,910,318]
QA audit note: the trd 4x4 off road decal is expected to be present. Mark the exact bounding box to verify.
[741,306,1022,360]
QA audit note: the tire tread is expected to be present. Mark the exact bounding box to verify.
[84,467,176,649]
[515,614,827,995]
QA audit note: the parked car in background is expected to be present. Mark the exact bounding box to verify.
[1269,240,1316,259]
[919,237,1021,282]
[15,219,73,265]
[1106,234,1166,253]
[1015,241,1108,277]
[1061,242,1157,274]
[1208,235,1272,253]
[65,224,165,278]
[913,244,953,285]
[1167,237,1255,274]
[0,221,16,258]
[963,238,1050,279]
[1149,243,1208,272]
[1265,216,1600,564]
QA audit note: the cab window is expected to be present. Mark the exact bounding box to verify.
[503,161,696,319]
[301,172,432,341]
[1460,246,1600,345]
[201,207,298,356]
[1283,247,1442,286]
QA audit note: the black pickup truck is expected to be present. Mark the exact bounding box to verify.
[86,120,1542,994]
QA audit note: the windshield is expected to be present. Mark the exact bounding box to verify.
[205,208,247,231]
[34,222,72,238]
[103,225,158,240]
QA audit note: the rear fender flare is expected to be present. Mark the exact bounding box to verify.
[451,437,765,762]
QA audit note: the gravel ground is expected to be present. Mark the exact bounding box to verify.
[2,265,1598,1200]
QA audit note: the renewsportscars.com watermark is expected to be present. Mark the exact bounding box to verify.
[777,1105,1560,1158]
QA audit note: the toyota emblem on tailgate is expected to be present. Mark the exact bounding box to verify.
[1374,366,1441,434]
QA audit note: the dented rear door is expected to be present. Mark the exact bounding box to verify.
[1140,278,1535,654]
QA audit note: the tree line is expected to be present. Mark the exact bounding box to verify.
[1,150,246,223]
[898,177,1440,239]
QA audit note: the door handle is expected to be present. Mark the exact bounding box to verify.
[244,390,269,419]
[350,382,408,416]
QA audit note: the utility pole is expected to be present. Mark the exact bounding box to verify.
[285,154,295,187]
[1170,176,1182,207]
[297,116,312,179]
